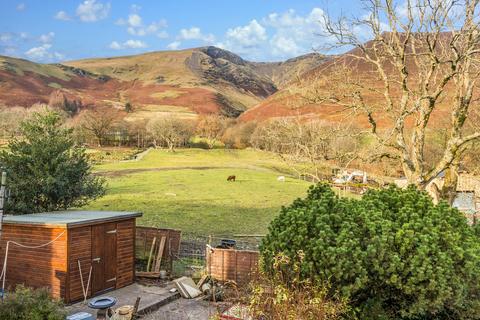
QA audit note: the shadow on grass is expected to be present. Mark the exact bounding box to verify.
[89,199,285,237]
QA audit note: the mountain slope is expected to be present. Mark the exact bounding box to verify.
[0,47,328,119]
[0,55,116,107]
[252,52,329,89]
[240,40,455,128]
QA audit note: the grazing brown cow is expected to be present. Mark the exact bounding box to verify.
[227,175,236,182]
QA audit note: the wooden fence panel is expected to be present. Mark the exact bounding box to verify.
[135,227,181,261]
[206,246,259,285]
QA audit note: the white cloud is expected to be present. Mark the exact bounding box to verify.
[25,44,51,60]
[54,52,65,60]
[0,33,12,43]
[218,19,267,59]
[2,46,17,56]
[109,39,147,50]
[178,27,215,43]
[225,20,266,48]
[1,32,27,57]
[25,44,64,61]
[109,41,122,50]
[124,39,147,48]
[270,34,302,56]
[219,8,331,60]
[117,12,168,37]
[16,3,26,11]
[39,32,55,44]
[263,8,327,57]
[76,0,110,22]
[167,41,181,50]
[131,4,141,12]
[54,11,71,21]
[128,14,142,27]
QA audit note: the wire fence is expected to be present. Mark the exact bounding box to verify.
[172,235,263,278]
[135,227,264,279]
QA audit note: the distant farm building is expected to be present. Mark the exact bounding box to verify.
[0,211,142,303]
[395,174,480,222]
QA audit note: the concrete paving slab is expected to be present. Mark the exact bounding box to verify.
[65,283,180,317]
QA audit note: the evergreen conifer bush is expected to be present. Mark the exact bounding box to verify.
[260,183,480,319]
[0,110,105,214]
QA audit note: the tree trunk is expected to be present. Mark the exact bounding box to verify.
[439,162,459,205]
[167,141,175,152]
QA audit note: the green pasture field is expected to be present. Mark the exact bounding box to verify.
[84,148,313,237]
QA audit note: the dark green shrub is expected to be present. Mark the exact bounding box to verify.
[0,110,105,214]
[0,285,66,320]
[260,183,480,319]
[124,102,133,113]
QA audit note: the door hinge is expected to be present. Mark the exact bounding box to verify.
[92,257,101,263]
[106,277,117,282]
[106,229,117,234]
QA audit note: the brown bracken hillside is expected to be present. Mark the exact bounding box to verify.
[0,47,326,120]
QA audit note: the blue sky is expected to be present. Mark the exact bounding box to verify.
[0,0,363,63]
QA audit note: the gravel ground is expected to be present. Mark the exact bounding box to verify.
[141,298,222,320]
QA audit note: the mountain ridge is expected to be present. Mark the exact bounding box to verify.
[0,46,327,120]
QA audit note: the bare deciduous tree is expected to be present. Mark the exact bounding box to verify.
[48,90,81,116]
[196,114,228,149]
[80,109,119,146]
[306,0,480,203]
[252,117,361,181]
[0,106,28,140]
[147,116,195,152]
[222,121,257,149]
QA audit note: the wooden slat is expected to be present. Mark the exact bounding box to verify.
[153,236,166,272]
[117,219,135,288]
[146,237,156,272]
[0,225,67,300]
[67,226,92,302]
[206,247,259,285]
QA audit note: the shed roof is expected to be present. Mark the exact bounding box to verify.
[2,211,142,227]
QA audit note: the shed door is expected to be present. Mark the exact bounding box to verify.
[91,222,117,295]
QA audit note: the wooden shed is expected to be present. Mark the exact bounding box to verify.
[0,210,142,303]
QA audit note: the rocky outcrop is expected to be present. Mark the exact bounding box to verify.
[201,46,247,66]
[187,48,277,98]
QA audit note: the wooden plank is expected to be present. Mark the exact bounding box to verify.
[135,271,161,278]
[146,237,156,272]
[132,297,141,320]
[67,226,92,302]
[117,219,136,288]
[0,224,68,301]
[153,236,166,272]
[91,224,105,295]
[104,222,117,291]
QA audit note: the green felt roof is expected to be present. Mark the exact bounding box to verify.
[2,211,142,227]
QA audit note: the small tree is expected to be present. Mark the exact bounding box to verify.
[251,117,361,181]
[48,90,80,116]
[147,116,195,152]
[222,121,257,149]
[196,114,227,149]
[0,106,28,139]
[261,184,480,319]
[124,101,133,113]
[0,111,105,214]
[80,109,118,146]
